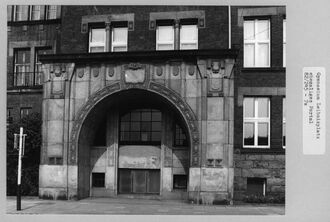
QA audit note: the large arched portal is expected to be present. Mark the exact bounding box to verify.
[75,87,196,200]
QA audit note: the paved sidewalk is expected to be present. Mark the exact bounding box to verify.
[6,196,285,215]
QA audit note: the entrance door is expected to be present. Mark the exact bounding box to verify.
[118,169,160,194]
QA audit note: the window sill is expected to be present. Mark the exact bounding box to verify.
[238,147,285,154]
[241,67,286,72]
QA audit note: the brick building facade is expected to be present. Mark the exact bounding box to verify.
[7,5,285,204]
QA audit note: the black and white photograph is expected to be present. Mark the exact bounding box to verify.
[2,1,330,221]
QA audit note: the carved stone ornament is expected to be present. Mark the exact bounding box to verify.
[211,61,220,74]
[108,66,115,77]
[54,65,62,77]
[173,66,179,76]
[188,66,195,76]
[92,67,99,77]
[78,68,84,78]
[128,63,142,70]
[156,66,163,76]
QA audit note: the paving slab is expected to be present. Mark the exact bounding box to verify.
[6,196,285,215]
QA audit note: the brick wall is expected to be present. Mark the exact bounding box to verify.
[60,6,229,53]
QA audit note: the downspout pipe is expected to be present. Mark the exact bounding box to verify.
[229,5,231,49]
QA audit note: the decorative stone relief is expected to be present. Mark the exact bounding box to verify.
[77,68,84,78]
[69,81,200,167]
[92,67,99,77]
[156,66,163,76]
[188,66,195,76]
[107,66,115,77]
[173,66,180,76]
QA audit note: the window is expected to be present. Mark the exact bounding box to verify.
[180,24,198,50]
[30,5,41,20]
[156,22,198,50]
[89,28,106,52]
[243,97,270,148]
[46,5,57,20]
[111,27,128,52]
[174,124,188,147]
[156,25,174,50]
[244,19,270,67]
[20,107,32,119]
[283,19,286,67]
[48,157,63,165]
[92,173,105,187]
[14,5,29,21]
[7,108,13,124]
[283,98,286,148]
[247,177,266,196]
[35,47,52,85]
[14,48,31,86]
[120,109,162,145]
[173,175,187,189]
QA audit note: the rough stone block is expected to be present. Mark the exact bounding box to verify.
[242,168,270,178]
[39,165,67,188]
[246,154,262,160]
[268,160,285,169]
[261,155,276,160]
[188,168,201,192]
[253,160,269,168]
[207,120,228,143]
[47,120,64,144]
[162,167,172,192]
[267,178,285,186]
[275,155,285,161]
[270,185,285,193]
[207,97,223,120]
[48,99,64,120]
[234,168,242,177]
[201,168,228,192]
[235,160,253,168]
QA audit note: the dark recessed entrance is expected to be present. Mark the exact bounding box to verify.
[118,169,160,194]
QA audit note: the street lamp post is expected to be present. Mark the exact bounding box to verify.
[14,127,26,211]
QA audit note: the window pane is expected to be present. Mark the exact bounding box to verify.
[31,5,41,20]
[130,132,140,141]
[244,123,255,146]
[90,47,105,53]
[121,113,130,121]
[257,43,269,67]
[283,123,286,147]
[157,44,174,50]
[113,46,127,52]
[152,112,161,121]
[258,123,269,146]
[180,43,198,50]
[157,26,174,41]
[244,98,255,117]
[91,29,105,42]
[113,28,128,42]
[141,122,151,132]
[257,98,269,117]
[283,43,286,67]
[180,25,197,41]
[257,20,269,40]
[244,21,255,40]
[131,122,140,131]
[121,122,130,131]
[141,111,151,121]
[141,132,150,141]
[152,122,161,131]
[121,132,130,141]
[131,112,140,121]
[151,132,161,141]
[244,44,255,67]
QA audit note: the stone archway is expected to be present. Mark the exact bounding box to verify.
[69,81,200,167]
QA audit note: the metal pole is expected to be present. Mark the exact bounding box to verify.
[17,127,23,211]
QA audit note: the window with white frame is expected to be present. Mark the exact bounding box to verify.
[46,5,57,20]
[282,98,286,148]
[180,24,198,50]
[283,19,286,67]
[14,5,29,21]
[89,28,106,53]
[14,48,31,86]
[243,97,270,148]
[244,19,270,67]
[156,25,174,50]
[111,27,128,52]
[30,5,41,20]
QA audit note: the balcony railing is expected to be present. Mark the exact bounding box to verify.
[11,72,43,88]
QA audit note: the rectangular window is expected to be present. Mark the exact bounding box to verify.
[46,5,57,20]
[120,109,161,145]
[247,177,266,196]
[180,24,198,50]
[244,19,270,67]
[35,47,52,85]
[30,5,41,20]
[283,19,286,67]
[14,48,31,86]
[111,27,128,52]
[173,175,187,189]
[7,108,13,124]
[92,173,105,187]
[174,124,188,147]
[20,107,32,119]
[89,28,106,53]
[14,5,29,21]
[156,25,174,50]
[283,98,286,148]
[243,97,270,148]
[48,157,63,165]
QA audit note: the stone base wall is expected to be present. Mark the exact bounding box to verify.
[233,154,285,200]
